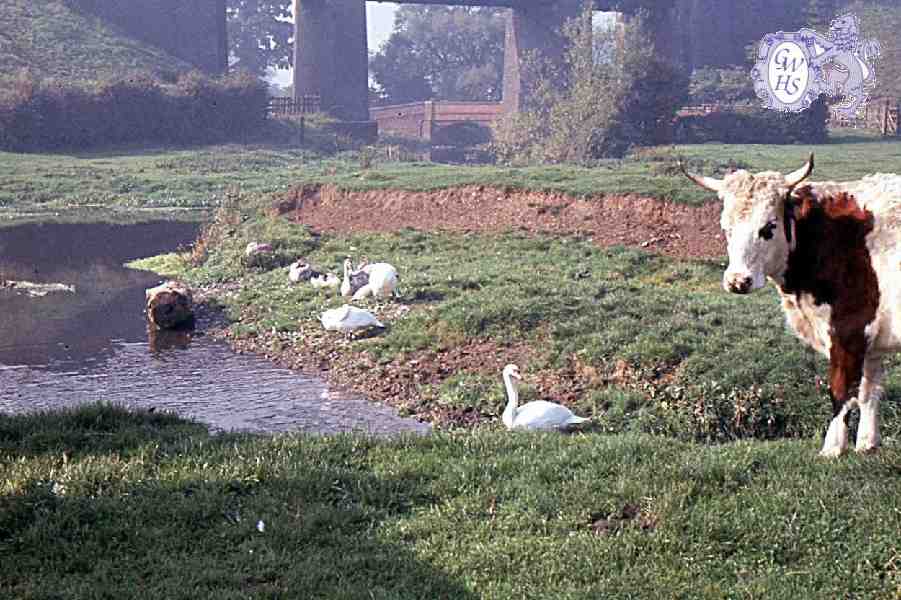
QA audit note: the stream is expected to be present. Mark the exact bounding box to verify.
[0,221,428,435]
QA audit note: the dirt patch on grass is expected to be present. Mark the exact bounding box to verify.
[273,184,725,260]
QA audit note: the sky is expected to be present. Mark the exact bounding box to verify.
[269,2,398,86]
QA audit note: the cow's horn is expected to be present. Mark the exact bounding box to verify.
[678,159,723,192]
[784,153,815,189]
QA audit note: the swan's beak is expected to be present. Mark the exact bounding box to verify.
[511,370,522,380]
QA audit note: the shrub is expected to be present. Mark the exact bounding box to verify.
[0,69,269,152]
[492,4,689,163]
[674,96,830,145]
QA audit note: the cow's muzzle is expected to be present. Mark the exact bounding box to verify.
[723,272,754,294]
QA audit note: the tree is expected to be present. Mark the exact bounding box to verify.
[846,1,901,100]
[226,0,293,78]
[369,6,505,105]
[493,4,688,163]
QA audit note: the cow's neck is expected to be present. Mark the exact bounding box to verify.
[779,189,879,337]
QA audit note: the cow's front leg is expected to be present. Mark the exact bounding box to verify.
[820,340,865,458]
[855,357,883,453]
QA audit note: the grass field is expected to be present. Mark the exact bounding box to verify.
[5,132,901,597]
[4,130,901,224]
[2,404,900,599]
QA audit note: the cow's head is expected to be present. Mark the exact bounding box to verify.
[681,154,814,293]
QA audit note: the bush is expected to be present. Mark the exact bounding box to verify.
[688,67,758,106]
[0,70,269,152]
[674,96,830,144]
[492,4,689,163]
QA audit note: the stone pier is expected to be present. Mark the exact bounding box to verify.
[501,0,582,113]
[293,0,369,121]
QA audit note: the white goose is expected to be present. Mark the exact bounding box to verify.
[320,304,384,332]
[501,364,589,431]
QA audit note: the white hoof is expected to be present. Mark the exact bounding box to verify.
[855,436,881,454]
[819,445,847,458]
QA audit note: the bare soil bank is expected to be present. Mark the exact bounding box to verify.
[273,184,726,260]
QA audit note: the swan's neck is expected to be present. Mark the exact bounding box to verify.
[502,373,519,428]
[341,264,351,295]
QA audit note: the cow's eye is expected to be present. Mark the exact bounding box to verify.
[758,221,777,240]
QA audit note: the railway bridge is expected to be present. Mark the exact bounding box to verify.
[292,0,677,122]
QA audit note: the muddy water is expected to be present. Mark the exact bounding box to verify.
[0,222,428,435]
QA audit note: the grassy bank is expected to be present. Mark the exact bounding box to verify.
[4,130,900,225]
[2,404,900,599]
[133,188,901,443]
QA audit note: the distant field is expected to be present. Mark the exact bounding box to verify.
[2,130,900,225]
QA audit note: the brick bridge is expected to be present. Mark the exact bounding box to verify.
[293,0,677,123]
[369,101,502,141]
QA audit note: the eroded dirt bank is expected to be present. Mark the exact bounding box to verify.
[273,184,726,260]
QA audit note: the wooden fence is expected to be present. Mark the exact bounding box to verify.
[267,95,321,117]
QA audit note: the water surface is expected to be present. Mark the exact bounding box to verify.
[0,221,428,435]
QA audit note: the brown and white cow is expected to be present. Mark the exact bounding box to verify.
[682,155,901,456]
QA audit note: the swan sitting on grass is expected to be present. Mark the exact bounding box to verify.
[341,257,399,300]
[320,304,384,332]
[289,261,340,289]
[340,258,371,297]
[501,364,589,431]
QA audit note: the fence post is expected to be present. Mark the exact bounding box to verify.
[882,98,890,136]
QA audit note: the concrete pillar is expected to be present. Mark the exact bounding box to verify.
[502,1,582,114]
[294,0,369,121]
[216,0,228,75]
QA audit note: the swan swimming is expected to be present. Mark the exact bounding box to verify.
[501,364,589,431]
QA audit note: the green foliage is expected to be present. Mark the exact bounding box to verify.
[0,70,269,152]
[369,6,505,104]
[494,5,689,163]
[226,0,293,78]
[689,67,758,105]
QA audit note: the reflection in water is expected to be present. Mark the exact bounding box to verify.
[0,222,429,436]
[147,322,195,353]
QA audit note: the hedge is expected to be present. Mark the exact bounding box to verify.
[0,70,268,152]
[674,97,830,145]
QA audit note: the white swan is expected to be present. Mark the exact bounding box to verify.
[289,261,340,289]
[320,304,384,331]
[352,262,399,300]
[341,258,370,298]
[501,364,589,431]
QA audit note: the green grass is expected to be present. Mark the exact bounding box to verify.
[7,134,901,597]
[154,195,901,443]
[3,130,901,225]
[0,0,192,86]
[2,403,900,599]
